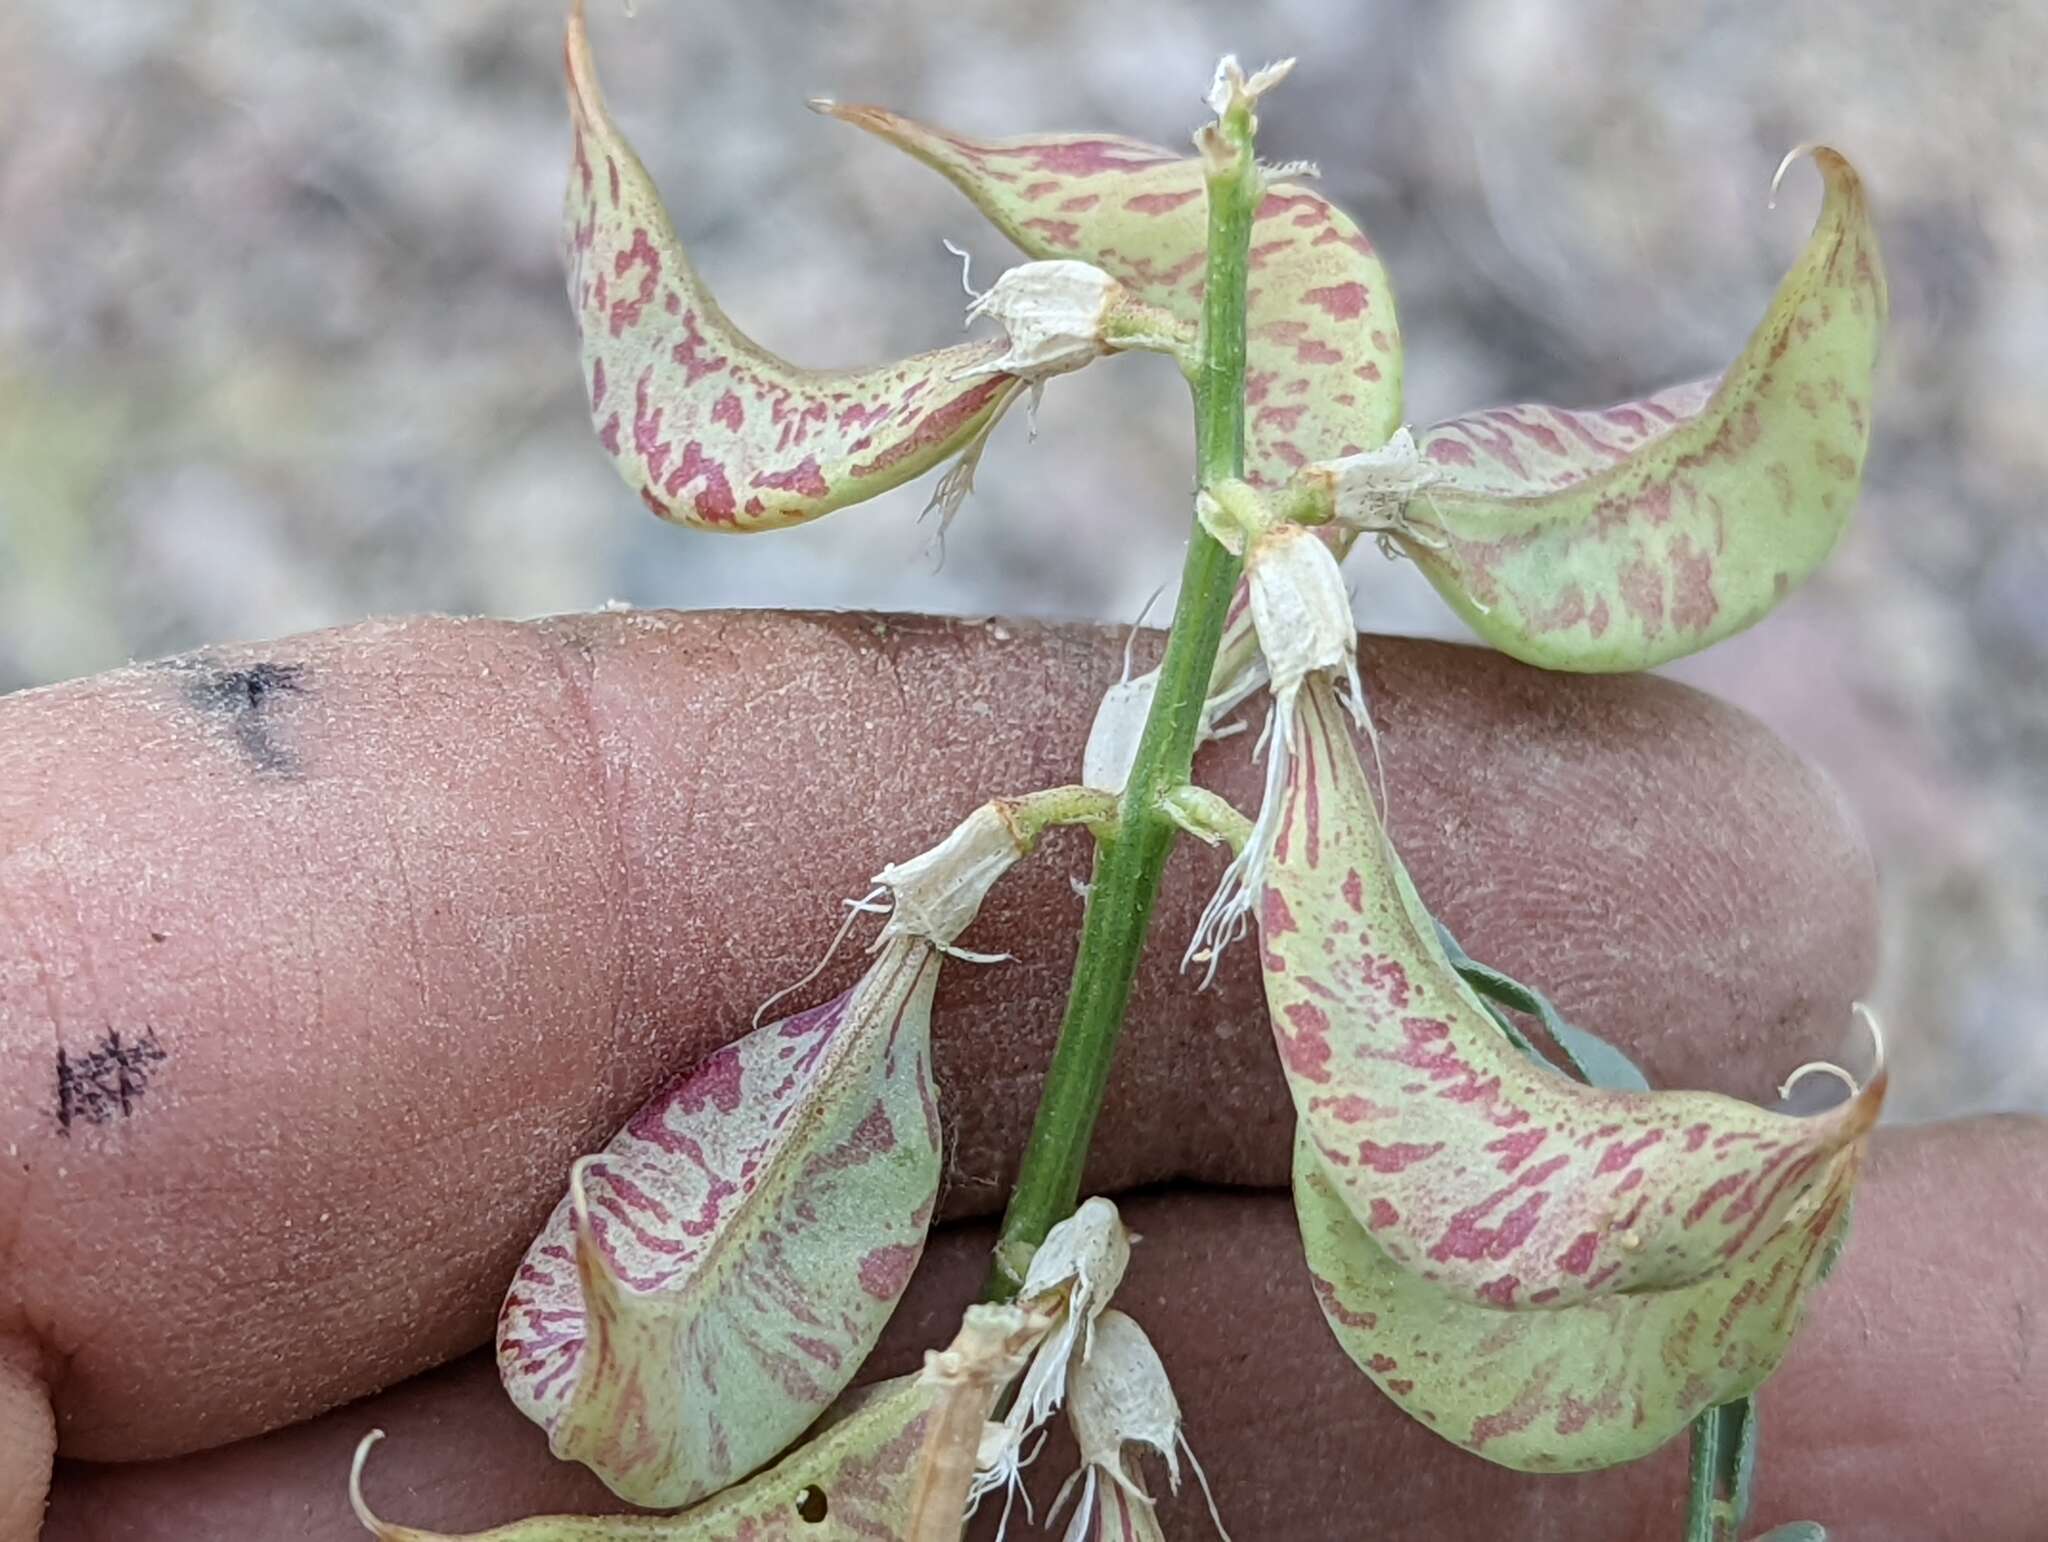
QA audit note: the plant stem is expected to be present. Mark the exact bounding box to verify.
[1685,1399,1758,1541]
[985,85,1263,1295]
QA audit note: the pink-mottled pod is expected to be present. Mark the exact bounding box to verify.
[1259,676,1881,1314]
[494,934,945,1509]
[1262,674,1878,1470]
[816,99,1405,490]
[1383,147,1887,672]
[565,5,1031,532]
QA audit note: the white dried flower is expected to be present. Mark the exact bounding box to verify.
[1051,1310,1230,1542]
[958,260,1123,383]
[872,800,1029,956]
[1084,671,1159,795]
[1206,54,1297,118]
[1184,525,1377,982]
[973,1198,1133,1525]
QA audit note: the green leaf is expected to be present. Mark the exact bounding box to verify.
[817,102,1404,489]
[1544,1015,1656,1096]
[1259,678,1883,1311]
[1751,1527,1828,1542]
[565,4,1028,531]
[1687,1397,1760,1540]
[1294,1127,1859,1472]
[495,937,945,1507]
[1400,148,1886,672]
[1434,919,1653,1093]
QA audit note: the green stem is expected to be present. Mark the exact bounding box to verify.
[1686,1399,1759,1542]
[1159,784,1253,853]
[985,86,1264,1295]
[998,785,1122,848]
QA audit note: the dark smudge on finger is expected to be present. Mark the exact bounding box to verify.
[167,658,310,777]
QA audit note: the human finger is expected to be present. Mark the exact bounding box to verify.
[41,1120,2043,1541]
[0,610,1874,1468]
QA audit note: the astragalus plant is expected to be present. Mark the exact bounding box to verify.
[349,6,1889,1539]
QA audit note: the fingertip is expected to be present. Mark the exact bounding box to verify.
[0,1335,54,1542]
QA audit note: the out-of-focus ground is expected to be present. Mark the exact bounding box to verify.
[0,0,2040,1119]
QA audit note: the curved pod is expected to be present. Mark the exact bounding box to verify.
[496,937,943,1507]
[1295,1128,1858,1471]
[820,102,1405,487]
[565,5,1025,531]
[1402,148,1887,671]
[1257,679,1882,1312]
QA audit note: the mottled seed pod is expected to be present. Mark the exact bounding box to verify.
[352,1303,1053,1540]
[493,798,1040,1508]
[1295,1122,1860,1472]
[1259,674,1882,1313]
[816,88,1410,732]
[493,933,945,1509]
[566,3,1054,532]
[1347,147,1887,672]
[814,99,1405,490]
[1278,700,1870,1473]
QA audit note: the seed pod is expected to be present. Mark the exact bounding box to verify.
[1295,1124,1859,1472]
[493,936,943,1508]
[813,101,1405,488]
[495,801,1038,1507]
[353,1303,1053,1540]
[565,3,1042,531]
[1259,676,1882,1311]
[1378,148,1886,672]
[814,90,1404,725]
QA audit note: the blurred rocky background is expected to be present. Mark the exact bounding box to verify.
[0,0,2040,1119]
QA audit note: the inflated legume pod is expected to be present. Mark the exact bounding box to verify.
[1257,676,1882,1311]
[565,3,1035,531]
[1382,148,1886,672]
[816,100,1405,489]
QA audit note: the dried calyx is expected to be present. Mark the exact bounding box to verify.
[975,1196,1133,1513]
[872,799,1037,955]
[1184,520,1374,982]
[879,785,1116,940]
[1051,1309,1229,1542]
[1286,427,1449,555]
[958,260,1194,385]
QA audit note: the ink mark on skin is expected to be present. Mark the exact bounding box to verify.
[176,659,309,775]
[54,1028,168,1134]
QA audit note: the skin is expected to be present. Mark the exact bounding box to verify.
[0,609,2037,1540]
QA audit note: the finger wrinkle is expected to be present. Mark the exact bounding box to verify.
[531,620,633,1096]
